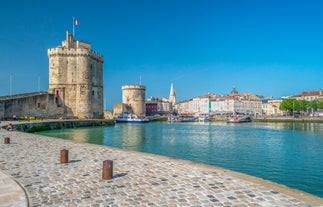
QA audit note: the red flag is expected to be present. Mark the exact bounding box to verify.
[74,18,79,26]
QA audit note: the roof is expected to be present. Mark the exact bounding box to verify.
[292,90,323,98]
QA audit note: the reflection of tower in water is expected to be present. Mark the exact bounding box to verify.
[120,124,146,150]
[68,128,104,145]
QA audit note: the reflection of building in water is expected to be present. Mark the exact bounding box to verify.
[120,125,145,150]
[68,128,104,145]
[69,129,90,143]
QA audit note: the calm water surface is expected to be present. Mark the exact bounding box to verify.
[36,122,323,198]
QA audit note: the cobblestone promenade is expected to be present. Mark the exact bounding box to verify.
[1,124,323,207]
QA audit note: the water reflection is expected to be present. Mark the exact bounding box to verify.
[36,127,105,145]
[116,124,145,150]
[253,122,323,134]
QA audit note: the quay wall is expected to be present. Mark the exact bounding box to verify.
[2,119,115,133]
[0,92,65,120]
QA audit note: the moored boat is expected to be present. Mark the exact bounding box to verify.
[115,112,149,123]
[167,115,197,122]
[197,115,209,122]
[227,115,252,123]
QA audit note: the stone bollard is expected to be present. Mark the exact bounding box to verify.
[4,137,10,144]
[60,149,69,164]
[102,160,113,180]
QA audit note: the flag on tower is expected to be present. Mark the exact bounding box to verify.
[72,17,79,37]
[74,18,79,26]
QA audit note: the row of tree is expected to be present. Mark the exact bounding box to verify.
[279,98,323,114]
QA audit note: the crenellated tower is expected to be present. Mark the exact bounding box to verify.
[122,84,146,116]
[48,31,104,118]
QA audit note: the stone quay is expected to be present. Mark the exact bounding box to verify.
[1,121,323,207]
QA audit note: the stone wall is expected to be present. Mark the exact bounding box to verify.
[1,119,114,132]
[0,92,67,120]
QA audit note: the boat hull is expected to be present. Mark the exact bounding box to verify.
[115,119,149,123]
[115,112,149,123]
[227,116,252,123]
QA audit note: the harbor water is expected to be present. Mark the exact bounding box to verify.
[36,122,323,198]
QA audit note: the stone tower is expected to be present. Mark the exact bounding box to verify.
[48,31,104,119]
[169,83,176,108]
[122,84,146,116]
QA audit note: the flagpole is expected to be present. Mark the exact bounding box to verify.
[72,17,75,37]
[10,74,12,96]
[38,75,40,92]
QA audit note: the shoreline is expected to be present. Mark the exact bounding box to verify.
[1,120,323,206]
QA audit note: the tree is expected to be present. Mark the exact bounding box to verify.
[317,98,323,109]
[279,99,295,114]
[308,99,318,111]
[279,99,309,115]
[298,99,307,112]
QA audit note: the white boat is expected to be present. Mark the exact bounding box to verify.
[227,115,252,123]
[198,115,209,122]
[115,112,149,123]
[168,115,197,122]
[168,115,178,122]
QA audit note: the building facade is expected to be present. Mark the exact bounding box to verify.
[175,89,262,116]
[146,97,172,116]
[262,99,283,116]
[292,90,323,101]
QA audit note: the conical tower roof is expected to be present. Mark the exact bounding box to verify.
[169,83,176,105]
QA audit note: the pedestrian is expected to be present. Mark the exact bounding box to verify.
[6,123,14,131]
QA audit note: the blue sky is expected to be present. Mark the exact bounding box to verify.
[1,0,323,109]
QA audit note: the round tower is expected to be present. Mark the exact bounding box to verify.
[122,84,146,116]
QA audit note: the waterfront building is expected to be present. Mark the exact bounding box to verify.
[210,97,235,115]
[146,97,172,116]
[145,101,158,116]
[175,88,262,116]
[48,31,104,119]
[175,94,216,114]
[292,89,323,101]
[219,91,262,115]
[212,88,262,115]
[262,98,283,116]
